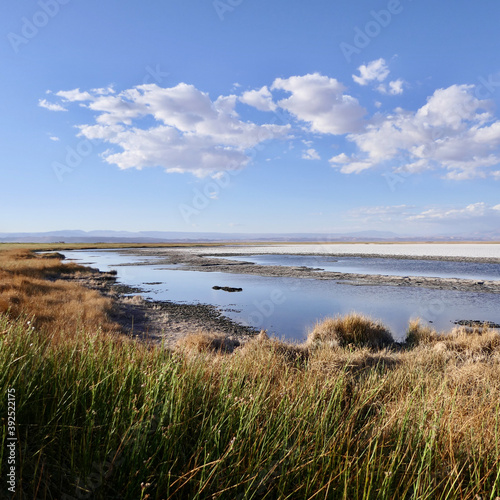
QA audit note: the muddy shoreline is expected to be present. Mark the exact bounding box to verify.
[118,249,500,295]
[67,268,257,346]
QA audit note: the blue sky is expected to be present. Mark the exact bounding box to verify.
[2,0,500,236]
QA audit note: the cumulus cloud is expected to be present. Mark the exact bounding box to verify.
[377,79,405,95]
[56,89,95,101]
[329,154,372,174]
[271,73,366,134]
[302,148,320,160]
[352,59,389,86]
[341,84,500,178]
[38,99,67,112]
[44,74,500,180]
[239,86,277,111]
[353,59,405,96]
[46,83,290,176]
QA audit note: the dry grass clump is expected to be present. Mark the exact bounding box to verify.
[440,324,500,356]
[405,318,439,346]
[0,248,119,335]
[239,330,309,365]
[406,319,500,357]
[308,344,400,377]
[176,330,241,353]
[307,312,394,349]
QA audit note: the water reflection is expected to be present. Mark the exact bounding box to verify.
[213,254,500,281]
[63,250,500,342]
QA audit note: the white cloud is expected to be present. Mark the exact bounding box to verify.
[377,79,405,95]
[329,153,372,173]
[239,86,277,111]
[388,79,404,95]
[302,148,320,160]
[47,75,500,181]
[353,59,389,86]
[38,99,67,112]
[331,159,373,174]
[90,86,115,95]
[349,204,414,221]
[53,83,290,176]
[272,73,366,134]
[342,84,500,178]
[55,89,94,101]
[408,202,500,221]
[329,153,350,164]
[353,59,405,96]
[49,136,60,141]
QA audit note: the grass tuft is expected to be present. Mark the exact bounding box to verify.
[406,318,439,346]
[176,330,241,353]
[307,312,394,349]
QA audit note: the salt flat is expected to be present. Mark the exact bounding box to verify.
[180,243,500,260]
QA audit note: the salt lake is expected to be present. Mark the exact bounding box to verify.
[63,245,500,342]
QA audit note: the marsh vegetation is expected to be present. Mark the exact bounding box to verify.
[1,248,500,499]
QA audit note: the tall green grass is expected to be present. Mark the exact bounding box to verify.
[1,314,500,499]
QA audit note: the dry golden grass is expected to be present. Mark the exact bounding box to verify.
[176,330,241,353]
[239,329,309,366]
[0,248,119,335]
[405,318,439,345]
[406,318,500,355]
[307,312,394,349]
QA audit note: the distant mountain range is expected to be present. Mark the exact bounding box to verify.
[1,230,499,243]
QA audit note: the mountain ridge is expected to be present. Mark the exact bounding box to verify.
[1,230,499,243]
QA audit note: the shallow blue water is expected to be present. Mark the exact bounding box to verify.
[63,250,500,342]
[213,255,500,281]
